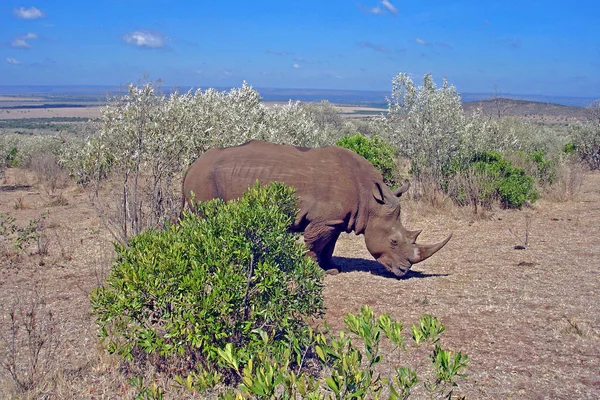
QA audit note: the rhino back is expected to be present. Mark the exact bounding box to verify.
[183,141,382,228]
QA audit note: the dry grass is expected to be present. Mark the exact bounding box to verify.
[27,152,70,197]
[543,159,586,202]
[0,167,599,398]
[0,107,103,120]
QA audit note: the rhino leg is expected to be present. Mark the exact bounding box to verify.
[319,231,341,274]
[304,223,341,275]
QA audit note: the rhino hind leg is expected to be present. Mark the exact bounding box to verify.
[304,223,341,275]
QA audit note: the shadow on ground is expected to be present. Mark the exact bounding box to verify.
[331,256,449,280]
[0,184,32,192]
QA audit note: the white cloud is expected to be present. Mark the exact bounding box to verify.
[357,41,388,53]
[415,38,428,46]
[266,49,289,56]
[14,6,44,19]
[11,33,39,48]
[381,0,397,15]
[12,38,30,48]
[122,30,169,48]
[6,58,21,65]
[293,63,301,69]
[358,1,397,16]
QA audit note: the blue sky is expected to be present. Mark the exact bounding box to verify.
[2,1,599,97]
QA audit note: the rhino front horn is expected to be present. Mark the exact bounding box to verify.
[408,233,453,264]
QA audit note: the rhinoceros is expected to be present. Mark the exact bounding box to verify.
[182,140,451,277]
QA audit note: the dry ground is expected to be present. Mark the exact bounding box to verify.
[0,104,383,121]
[0,107,104,120]
[0,168,599,398]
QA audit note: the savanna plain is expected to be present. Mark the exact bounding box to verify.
[1,84,599,399]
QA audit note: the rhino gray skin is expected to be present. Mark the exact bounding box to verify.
[182,140,452,277]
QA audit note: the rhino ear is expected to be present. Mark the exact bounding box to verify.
[372,182,386,204]
[372,182,396,205]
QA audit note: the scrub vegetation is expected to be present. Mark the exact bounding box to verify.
[1,74,599,398]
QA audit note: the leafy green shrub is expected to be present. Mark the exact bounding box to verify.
[497,171,537,208]
[527,150,556,185]
[448,151,538,209]
[562,141,576,155]
[337,133,398,187]
[5,146,20,167]
[217,306,468,399]
[91,182,324,379]
[472,152,538,208]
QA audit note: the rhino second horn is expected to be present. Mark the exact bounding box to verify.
[406,229,422,244]
[393,180,410,197]
[408,233,453,264]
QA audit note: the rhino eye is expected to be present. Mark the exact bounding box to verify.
[390,238,398,246]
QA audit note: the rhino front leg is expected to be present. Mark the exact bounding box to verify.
[304,224,341,275]
[319,231,341,274]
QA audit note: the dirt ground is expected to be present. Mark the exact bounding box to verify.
[0,168,599,398]
[0,107,104,120]
[0,104,383,120]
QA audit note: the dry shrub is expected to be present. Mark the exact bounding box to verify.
[27,152,69,195]
[13,196,28,210]
[83,173,182,244]
[0,287,60,394]
[446,168,497,216]
[45,193,69,207]
[544,159,585,202]
[409,176,451,209]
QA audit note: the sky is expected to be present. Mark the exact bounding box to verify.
[1,0,600,97]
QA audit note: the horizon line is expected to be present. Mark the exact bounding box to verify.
[0,84,597,100]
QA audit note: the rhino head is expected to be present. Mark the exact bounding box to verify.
[363,181,452,277]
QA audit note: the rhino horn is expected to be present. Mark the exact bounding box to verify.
[408,233,453,264]
[393,180,410,197]
[406,229,422,244]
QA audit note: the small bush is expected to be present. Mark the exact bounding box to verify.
[91,182,324,380]
[218,306,468,399]
[385,73,465,184]
[569,121,600,170]
[0,287,59,394]
[448,151,538,209]
[27,152,70,195]
[0,134,63,169]
[527,150,556,185]
[498,170,538,208]
[337,133,398,187]
[562,141,576,155]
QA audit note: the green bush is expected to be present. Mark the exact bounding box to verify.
[472,152,538,208]
[448,151,538,209]
[562,141,576,155]
[91,182,324,379]
[527,150,556,185]
[337,133,398,187]
[216,306,468,399]
[498,171,538,208]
